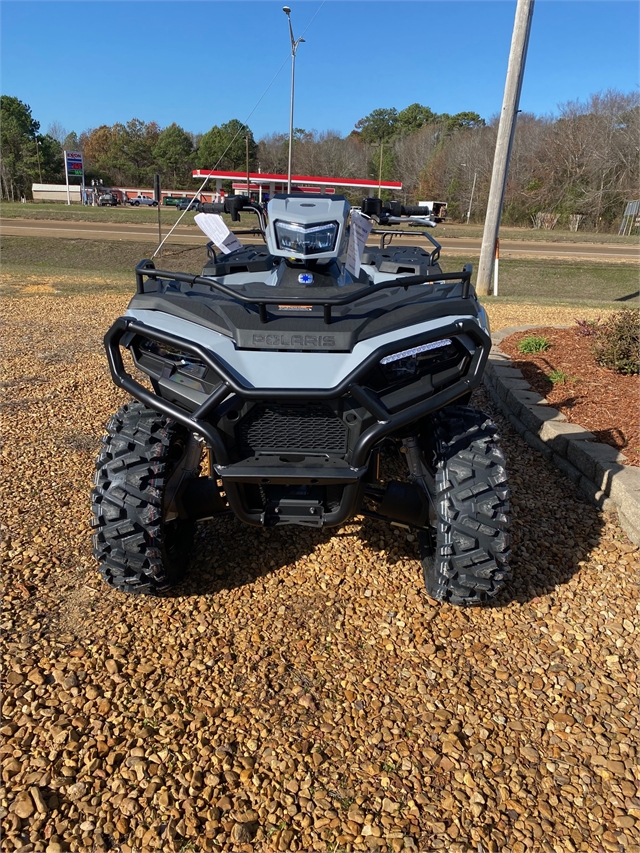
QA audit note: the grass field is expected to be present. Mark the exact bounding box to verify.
[0,236,204,297]
[2,201,637,245]
[0,201,201,226]
[1,234,638,308]
[438,253,639,308]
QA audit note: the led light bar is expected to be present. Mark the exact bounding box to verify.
[380,339,453,365]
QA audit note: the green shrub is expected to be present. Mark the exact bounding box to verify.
[517,335,551,354]
[592,309,640,375]
[549,368,570,384]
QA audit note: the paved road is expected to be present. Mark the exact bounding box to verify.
[2,217,639,262]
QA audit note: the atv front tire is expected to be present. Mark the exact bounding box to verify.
[420,405,510,605]
[91,402,197,594]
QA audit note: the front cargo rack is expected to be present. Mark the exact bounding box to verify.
[134,259,473,326]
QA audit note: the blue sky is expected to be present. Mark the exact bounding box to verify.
[1,1,638,140]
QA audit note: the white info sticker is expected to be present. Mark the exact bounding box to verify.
[345,210,373,278]
[195,213,242,255]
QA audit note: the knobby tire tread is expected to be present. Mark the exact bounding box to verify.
[91,402,195,594]
[420,405,511,605]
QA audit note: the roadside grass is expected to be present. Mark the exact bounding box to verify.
[1,236,205,273]
[2,235,638,308]
[434,223,637,245]
[0,270,133,298]
[2,202,637,245]
[0,236,206,297]
[0,201,204,226]
[439,254,639,309]
[398,221,637,244]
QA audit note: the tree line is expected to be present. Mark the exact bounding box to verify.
[2,91,638,230]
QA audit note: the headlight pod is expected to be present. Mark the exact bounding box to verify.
[134,339,210,393]
[274,219,338,255]
[379,338,458,382]
[139,339,207,378]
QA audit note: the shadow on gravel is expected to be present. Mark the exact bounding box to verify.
[162,514,421,601]
[164,478,599,609]
[164,443,425,600]
[475,387,605,607]
[150,388,606,608]
[168,519,345,598]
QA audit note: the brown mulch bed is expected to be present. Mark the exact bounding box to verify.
[500,325,640,467]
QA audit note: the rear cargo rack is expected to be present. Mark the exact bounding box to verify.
[134,259,473,326]
[371,227,442,262]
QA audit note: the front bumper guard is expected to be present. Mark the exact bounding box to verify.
[104,316,491,472]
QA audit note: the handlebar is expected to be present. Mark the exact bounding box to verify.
[198,202,226,215]
[198,195,267,233]
[360,197,435,224]
[401,205,432,217]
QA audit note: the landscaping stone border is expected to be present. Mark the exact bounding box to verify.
[484,325,640,546]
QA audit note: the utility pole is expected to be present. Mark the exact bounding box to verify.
[476,0,535,296]
[377,143,384,199]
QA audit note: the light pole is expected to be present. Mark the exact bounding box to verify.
[245,134,250,198]
[283,6,304,194]
[460,163,477,224]
[34,137,43,183]
[467,169,477,224]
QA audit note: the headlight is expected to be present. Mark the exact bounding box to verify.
[380,339,453,365]
[139,340,206,377]
[135,339,210,394]
[374,337,462,388]
[274,220,338,255]
[380,338,457,379]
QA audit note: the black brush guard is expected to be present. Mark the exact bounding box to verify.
[105,264,489,526]
[105,318,490,469]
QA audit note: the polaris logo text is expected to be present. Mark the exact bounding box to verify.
[252,334,336,348]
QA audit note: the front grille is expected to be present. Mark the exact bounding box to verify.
[239,404,348,454]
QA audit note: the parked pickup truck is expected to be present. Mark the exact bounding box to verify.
[129,195,158,207]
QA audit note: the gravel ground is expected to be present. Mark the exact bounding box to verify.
[1,295,639,853]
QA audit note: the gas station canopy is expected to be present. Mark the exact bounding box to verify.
[192,169,402,194]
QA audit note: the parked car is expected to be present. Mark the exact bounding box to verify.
[129,196,158,207]
[177,198,200,211]
[163,197,181,207]
[97,193,119,207]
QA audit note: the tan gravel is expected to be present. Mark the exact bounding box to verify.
[2,294,639,853]
[484,303,613,331]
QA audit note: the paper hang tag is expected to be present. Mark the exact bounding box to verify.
[194,213,242,255]
[345,210,373,278]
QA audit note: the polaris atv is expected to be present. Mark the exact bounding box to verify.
[91,194,510,604]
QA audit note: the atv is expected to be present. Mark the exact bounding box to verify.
[91,193,510,604]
